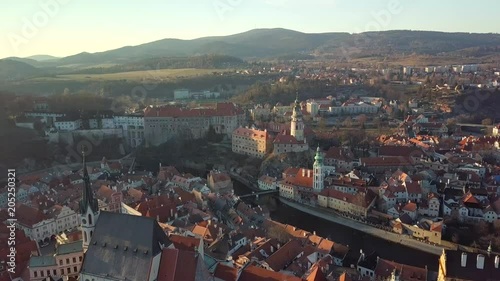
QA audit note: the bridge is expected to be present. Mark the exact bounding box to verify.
[239,190,279,199]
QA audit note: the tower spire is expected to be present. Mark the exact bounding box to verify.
[79,149,98,214]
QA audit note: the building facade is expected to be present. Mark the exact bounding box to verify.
[144,103,245,146]
[232,127,273,158]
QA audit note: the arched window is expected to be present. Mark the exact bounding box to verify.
[88,214,92,225]
[83,231,87,243]
[90,230,93,238]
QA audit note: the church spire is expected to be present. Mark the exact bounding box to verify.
[79,150,99,214]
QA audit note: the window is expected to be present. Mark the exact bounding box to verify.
[66,258,69,264]
[73,257,76,263]
[74,266,78,272]
[59,260,63,266]
[34,271,37,278]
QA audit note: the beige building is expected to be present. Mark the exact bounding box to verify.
[207,170,233,192]
[29,240,84,280]
[232,127,273,158]
[318,188,376,218]
[144,102,245,146]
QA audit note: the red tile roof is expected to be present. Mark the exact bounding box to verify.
[157,248,197,281]
[169,234,201,252]
[239,264,302,281]
[402,202,417,212]
[145,102,243,118]
[360,157,412,167]
[213,263,238,281]
[273,133,305,145]
[233,127,273,140]
[325,146,354,161]
[15,203,49,227]
[374,258,427,280]
[305,264,328,281]
[265,239,303,271]
[291,169,314,188]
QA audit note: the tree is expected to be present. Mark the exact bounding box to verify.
[342,117,353,128]
[267,224,291,243]
[358,114,368,127]
[474,221,490,237]
[318,118,327,131]
[482,118,493,125]
[493,220,500,233]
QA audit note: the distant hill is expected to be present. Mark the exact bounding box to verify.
[53,29,500,66]
[2,29,500,79]
[26,54,60,61]
[0,59,44,81]
[67,54,247,74]
[3,57,40,67]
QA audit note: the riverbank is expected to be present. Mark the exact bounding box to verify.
[279,197,448,256]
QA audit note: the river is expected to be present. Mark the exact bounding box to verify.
[232,178,440,271]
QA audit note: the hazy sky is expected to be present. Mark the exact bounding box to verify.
[2,0,500,58]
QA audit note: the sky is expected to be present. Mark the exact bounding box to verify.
[2,0,500,58]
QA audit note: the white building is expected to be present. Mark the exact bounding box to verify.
[50,205,80,234]
[25,112,65,125]
[173,89,190,100]
[16,204,57,243]
[89,117,115,129]
[306,101,320,117]
[113,114,145,148]
[258,175,277,190]
[54,118,82,131]
[313,147,324,192]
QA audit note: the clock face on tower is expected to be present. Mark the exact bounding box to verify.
[82,218,87,225]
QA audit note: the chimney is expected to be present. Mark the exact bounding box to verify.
[495,256,499,269]
[461,252,467,267]
[477,254,485,269]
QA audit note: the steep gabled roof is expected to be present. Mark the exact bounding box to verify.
[81,212,171,281]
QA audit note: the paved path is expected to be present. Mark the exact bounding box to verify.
[279,198,447,255]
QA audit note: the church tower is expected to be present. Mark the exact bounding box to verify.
[79,152,100,252]
[290,92,304,142]
[313,146,324,191]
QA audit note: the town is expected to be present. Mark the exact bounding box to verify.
[2,4,500,280]
[1,68,500,280]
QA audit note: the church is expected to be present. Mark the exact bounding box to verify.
[273,94,310,154]
[78,154,172,281]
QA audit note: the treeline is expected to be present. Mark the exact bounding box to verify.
[231,78,337,105]
[68,55,247,75]
[49,91,113,112]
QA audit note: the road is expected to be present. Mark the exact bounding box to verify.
[279,198,447,256]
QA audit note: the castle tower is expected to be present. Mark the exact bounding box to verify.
[313,146,324,191]
[290,92,304,142]
[79,152,100,252]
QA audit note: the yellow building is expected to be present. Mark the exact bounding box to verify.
[318,188,376,218]
[232,127,273,158]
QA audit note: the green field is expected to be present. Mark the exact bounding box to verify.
[31,68,225,82]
